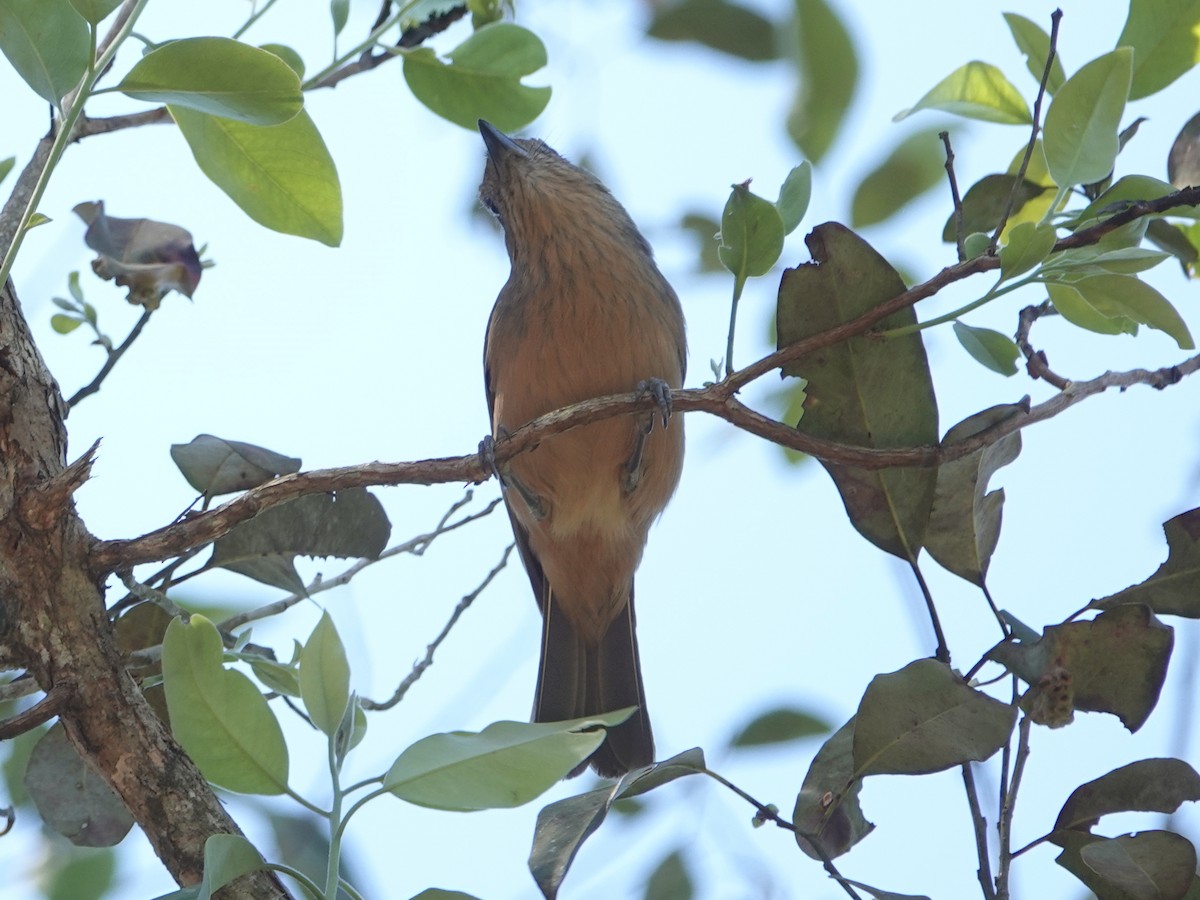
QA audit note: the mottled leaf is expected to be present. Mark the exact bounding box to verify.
[777,223,938,561]
[1094,509,1200,617]
[793,717,874,860]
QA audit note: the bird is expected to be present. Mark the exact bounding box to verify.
[478,120,686,777]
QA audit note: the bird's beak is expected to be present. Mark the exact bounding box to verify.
[479,119,529,161]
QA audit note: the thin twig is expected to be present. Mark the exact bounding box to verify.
[362,542,514,711]
[996,716,1032,899]
[0,683,70,739]
[67,308,153,409]
[940,131,966,261]
[991,9,1063,248]
[962,762,997,900]
[1015,301,1069,389]
[981,582,1010,639]
[910,558,950,663]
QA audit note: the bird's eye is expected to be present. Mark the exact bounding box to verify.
[481,195,501,218]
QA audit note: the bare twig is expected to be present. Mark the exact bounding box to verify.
[0,683,70,739]
[941,131,966,260]
[67,308,154,409]
[991,9,1062,248]
[1015,300,1070,389]
[962,762,997,900]
[362,542,514,711]
[996,716,1033,899]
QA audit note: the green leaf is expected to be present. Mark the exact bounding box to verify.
[249,657,301,697]
[161,615,290,794]
[1080,832,1198,900]
[1042,246,1172,279]
[941,174,1051,243]
[777,223,938,562]
[117,38,302,125]
[895,61,1031,125]
[718,182,785,289]
[776,162,812,235]
[330,0,349,37]
[787,0,858,163]
[410,892,484,900]
[999,221,1058,280]
[1095,509,1200,618]
[728,706,830,748]
[1003,12,1066,93]
[1051,758,1200,839]
[67,0,120,24]
[1147,219,1200,276]
[852,659,1016,777]
[402,22,550,132]
[645,850,694,900]
[24,723,134,847]
[170,434,301,498]
[259,43,305,79]
[851,128,948,229]
[1067,274,1194,349]
[385,712,632,810]
[171,106,343,246]
[1043,48,1133,187]
[1117,0,1200,100]
[952,323,1020,376]
[987,604,1174,732]
[0,156,13,186]
[793,717,875,860]
[0,0,88,108]
[926,403,1023,584]
[44,847,117,900]
[646,0,778,62]
[1047,281,1138,337]
[198,834,267,900]
[50,313,83,334]
[299,611,350,737]
[841,880,932,900]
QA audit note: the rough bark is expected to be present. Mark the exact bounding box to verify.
[0,279,288,897]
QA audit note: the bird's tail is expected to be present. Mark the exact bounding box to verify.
[534,587,654,778]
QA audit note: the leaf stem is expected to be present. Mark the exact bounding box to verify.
[724,276,746,378]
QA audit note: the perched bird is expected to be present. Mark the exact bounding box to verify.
[478,120,686,777]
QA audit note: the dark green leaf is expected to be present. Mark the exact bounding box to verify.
[1169,111,1200,189]
[73,201,202,308]
[1043,49,1133,187]
[171,106,343,247]
[1081,832,1197,900]
[647,0,778,62]
[530,784,619,899]
[45,848,117,900]
[1003,12,1066,93]
[211,488,391,594]
[1117,0,1200,99]
[385,712,631,810]
[162,615,290,794]
[117,38,303,125]
[926,403,1023,584]
[24,723,134,846]
[851,128,948,228]
[987,605,1174,732]
[895,61,1031,125]
[940,174,1051,243]
[0,0,89,107]
[1051,758,1200,838]
[777,223,938,561]
[793,717,874,860]
[1094,509,1200,617]
[853,659,1016,777]
[169,434,301,498]
[0,156,14,186]
[644,849,693,900]
[617,747,707,799]
[402,22,550,132]
[299,611,350,737]
[729,706,830,748]
[1146,220,1200,276]
[787,0,858,163]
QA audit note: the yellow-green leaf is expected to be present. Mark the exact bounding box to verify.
[1043,49,1133,188]
[1117,0,1200,100]
[895,61,1031,125]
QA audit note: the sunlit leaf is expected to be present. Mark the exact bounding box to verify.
[787,0,858,162]
[1043,49,1133,187]
[1003,12,1066,93]
[1117,0,1200,99]
[895,61,1031,125]
[941,174,1051,243]
[851,128,948,228]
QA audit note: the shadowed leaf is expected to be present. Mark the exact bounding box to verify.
[1051,758,1200,839]
[1169,111,1200,189]
[1082,832,1197,900]
[851,128,948,229]
[793,717,874,860]
[1094,509,1200,617]
[645,850,693,900]
[647,0,777,61]
[0,0,88,107]
[787,0,858,162]
[170,434,301,499]
[729,706,830,748]
[941,174,1051,243]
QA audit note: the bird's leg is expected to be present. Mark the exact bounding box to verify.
[479,429,547,519]
[624,378,672,494]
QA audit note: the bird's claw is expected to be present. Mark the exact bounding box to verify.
[636,378,672,430]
